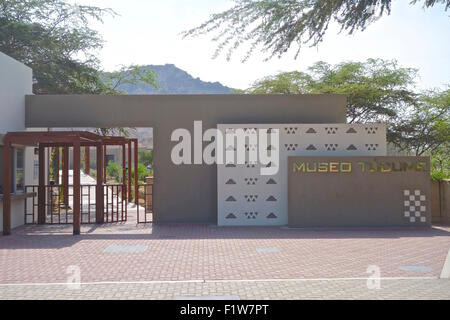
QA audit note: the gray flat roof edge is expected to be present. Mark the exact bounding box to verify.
[26,93,347,98]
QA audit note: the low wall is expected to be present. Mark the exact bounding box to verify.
[288,156,431,227]
[431,180,450,224]
[0,198,25,233]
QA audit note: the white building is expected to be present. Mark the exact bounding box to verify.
[0,52,42,232]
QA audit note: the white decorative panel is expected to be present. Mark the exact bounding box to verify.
[403,189,427,223]
[217,124,387,226]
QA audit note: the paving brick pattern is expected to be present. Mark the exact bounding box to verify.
[0,279,449,300]
[0,208,449,299]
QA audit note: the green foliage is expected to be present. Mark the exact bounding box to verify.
[247,71,311,94]
[0,0,114,94]
[183,0,449,61]
[131,164,149,184]
[0,0,158,96]
[106,161,120,182]
[430,149,450,181]
[106,160,149,186]
[122,164,149,202]
[418,93,450,181]
[246,59,417,124]
[138,150,153,167]
[49,148,59,182]
[389,88,450,157]
[102,65,158,94]
[431,143,450,180]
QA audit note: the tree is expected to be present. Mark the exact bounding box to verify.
[246,59,417,124]
[102,65,158,94]
[429,143,450,180]
[245,71,312,94]
[138,149,153,167]
[183,0,450,61]
[0,0,115,93]
[130,164,149,184]
[389,88,450,156]
[0,0,158,96]
[106,161,121,182]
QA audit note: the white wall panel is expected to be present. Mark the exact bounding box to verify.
[0,53,33,233]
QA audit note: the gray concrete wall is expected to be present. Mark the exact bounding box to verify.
[26,94,346,223]
[288,156,431,227]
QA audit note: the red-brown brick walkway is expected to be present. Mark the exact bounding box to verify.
[1,208,449,286]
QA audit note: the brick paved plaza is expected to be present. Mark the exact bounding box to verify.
[1,208,449,299]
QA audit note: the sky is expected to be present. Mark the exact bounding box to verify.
[71,0,450,90]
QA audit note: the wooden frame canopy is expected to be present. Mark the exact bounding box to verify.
[2,131,138,236]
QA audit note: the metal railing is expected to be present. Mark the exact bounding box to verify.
[24,185,38,224]
[137,182,153,223]
[24,184,127,224]
[104,184,127,223]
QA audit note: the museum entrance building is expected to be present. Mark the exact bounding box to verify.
[20,94,430,231]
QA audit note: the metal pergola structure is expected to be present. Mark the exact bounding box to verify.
[2,131,138,236]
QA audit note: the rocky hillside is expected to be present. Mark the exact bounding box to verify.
[116,64,232,94]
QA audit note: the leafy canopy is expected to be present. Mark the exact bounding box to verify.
[246,58,417,123]
[102,65,158,94]
[0,0,157,95]
[183,0,450,61]
[389,88,450,156]
[0,0,115,93]
[106,161,121,181]
[138,150,153,167]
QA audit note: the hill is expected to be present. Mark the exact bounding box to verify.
[116,64,232,94]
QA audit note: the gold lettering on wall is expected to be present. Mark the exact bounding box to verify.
[292,162,353,173]
[357,162,365,172]
[306,163,316,173]
[416,162,426,171]
[329,162,338,173]
[293,160,427,174]
[293,162,305,173]
[318,163,328,173]
[341,162,352,172]
[380,163,392,173]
